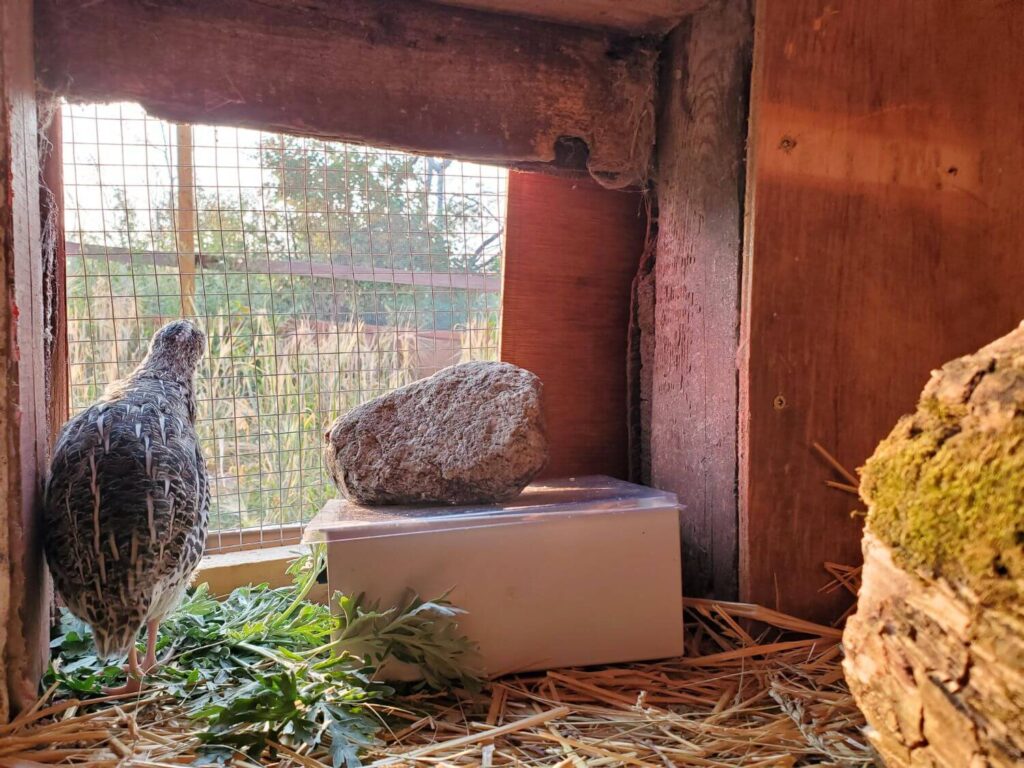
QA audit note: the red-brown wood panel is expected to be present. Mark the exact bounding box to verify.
[502,172,646,480]
[741,0,1024,622]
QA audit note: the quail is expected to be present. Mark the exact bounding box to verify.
[44,319,209,694]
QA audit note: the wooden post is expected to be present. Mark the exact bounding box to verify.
[651,0,752,600]
[175,123,197,317]
[0,0,50,716]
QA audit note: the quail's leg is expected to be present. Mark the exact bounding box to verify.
[142,619,160,672]
[102,645,144,696]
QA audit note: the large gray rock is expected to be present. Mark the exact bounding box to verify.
[324,361,548,505]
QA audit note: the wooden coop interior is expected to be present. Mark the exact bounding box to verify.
[0,0,1022,733]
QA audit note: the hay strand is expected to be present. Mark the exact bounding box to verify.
[812,442,859,488]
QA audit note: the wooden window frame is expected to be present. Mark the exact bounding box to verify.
[34,0,659,595]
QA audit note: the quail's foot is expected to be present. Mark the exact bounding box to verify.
[102,674,143,696]
[103,646,145,696]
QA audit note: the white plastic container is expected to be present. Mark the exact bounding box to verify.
[304,475,683,678]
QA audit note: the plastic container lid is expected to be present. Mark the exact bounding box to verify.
[304,475,680,543]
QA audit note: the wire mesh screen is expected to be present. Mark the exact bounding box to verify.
[62,102,505,551]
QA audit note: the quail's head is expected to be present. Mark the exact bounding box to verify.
[148,319,206,373]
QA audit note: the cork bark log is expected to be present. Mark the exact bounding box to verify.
[842,322,1024,767]
[844,534,1023,767]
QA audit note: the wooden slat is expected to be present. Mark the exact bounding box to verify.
[429,0,707,34]
[0,2,17,723]
[651,1,752,600]
[0,0,50,715]
[501,172,646,480]
[740,0,1024,621]
[35,0,657,188]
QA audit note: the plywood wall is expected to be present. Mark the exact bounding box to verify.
[740,0,1024,621]
[502,172,646,480]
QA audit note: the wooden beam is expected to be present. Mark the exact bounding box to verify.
[740,0,1024,622]
[35,0,658,188]
[0,0,50,716]
[650,1,751,600]
[66,242,502,293]
[501,172,646,480]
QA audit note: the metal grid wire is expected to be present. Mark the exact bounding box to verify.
[62,102,505,551]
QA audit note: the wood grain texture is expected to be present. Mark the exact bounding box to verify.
[430,0,707,34]
[501,172,646,480]
[35,0,657,188]
[0,2,15,723]
[40,102,68,450]
[651,1,751,600]
[740,0,1024,621]
[0,0,50,715]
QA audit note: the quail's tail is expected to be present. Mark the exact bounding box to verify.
[91,624,140,663]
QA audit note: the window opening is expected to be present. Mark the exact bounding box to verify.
[62,102,506,552]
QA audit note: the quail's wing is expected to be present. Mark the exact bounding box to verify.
[191,439,211,556]
[43,406,106,603]
[44,401,207,617]
[142,408,208,582]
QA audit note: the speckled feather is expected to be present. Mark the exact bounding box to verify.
[44,320,209,661]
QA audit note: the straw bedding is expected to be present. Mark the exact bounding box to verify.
[0,596,874,767]
[2,443,872,766]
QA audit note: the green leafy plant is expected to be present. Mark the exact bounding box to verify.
[45,547,481,766]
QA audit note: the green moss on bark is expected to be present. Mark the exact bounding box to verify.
[861,324,1024,603]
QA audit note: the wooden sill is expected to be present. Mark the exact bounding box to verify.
[204,523,305,555]
[195,544,328,603]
